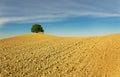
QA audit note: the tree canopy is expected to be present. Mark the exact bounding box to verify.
[31,24,44,33]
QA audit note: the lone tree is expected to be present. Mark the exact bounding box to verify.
[31,24,44,33]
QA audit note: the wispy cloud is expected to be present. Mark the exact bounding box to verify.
[0,13,68,27]
[1,0,120,27]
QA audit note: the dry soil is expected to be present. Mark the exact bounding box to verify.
[0,33,120,77]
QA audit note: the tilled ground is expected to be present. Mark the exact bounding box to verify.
[0,34,120,77]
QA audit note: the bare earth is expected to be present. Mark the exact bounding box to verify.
[0,33,120,77]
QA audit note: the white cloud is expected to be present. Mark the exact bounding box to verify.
[1,11,120,28]
[0,22,4,28]
[68,11,120,17]
[1,0,120,27]
[0,13,68,26]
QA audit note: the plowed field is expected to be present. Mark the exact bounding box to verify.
[0,33,120,77]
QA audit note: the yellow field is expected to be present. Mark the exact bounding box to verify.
[0,33,120,77]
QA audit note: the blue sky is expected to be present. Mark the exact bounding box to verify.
[1,0,120,38]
